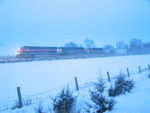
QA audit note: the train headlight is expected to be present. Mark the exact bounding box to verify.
[16,49,22,55]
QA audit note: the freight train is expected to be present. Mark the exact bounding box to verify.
[16,46,105,58]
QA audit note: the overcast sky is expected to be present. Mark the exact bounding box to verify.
[0,0,150,55]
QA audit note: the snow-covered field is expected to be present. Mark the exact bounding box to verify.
[110,71,150,113]
[0,54,150,113]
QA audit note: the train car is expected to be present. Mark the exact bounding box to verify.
[59,47,86,55]
[16,46,59,58]
[87,48,104,54]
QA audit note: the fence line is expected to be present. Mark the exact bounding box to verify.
[0,64,149,111]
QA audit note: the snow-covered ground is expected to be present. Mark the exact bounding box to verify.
[109,71,150,113]
[0,54,150,113]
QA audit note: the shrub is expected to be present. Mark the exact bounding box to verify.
[109,73,134,97]
[93,78,106,93]
[87,77,115,113]
[53,87,76,113]
[35,104,45,113]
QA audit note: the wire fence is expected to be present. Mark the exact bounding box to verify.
[0,64,150,112]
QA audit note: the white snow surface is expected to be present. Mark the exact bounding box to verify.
[107,71,150,113]
[0,54,150,113]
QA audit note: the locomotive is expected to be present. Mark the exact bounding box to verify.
[16,46,59,58]
[16,46,105,58]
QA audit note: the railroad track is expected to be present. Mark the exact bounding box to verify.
[0,54,105,63]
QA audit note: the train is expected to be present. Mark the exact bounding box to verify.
[16,46,105,58]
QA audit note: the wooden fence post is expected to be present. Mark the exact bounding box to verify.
[107,72,111,82]
[17,87,23,108]
[127,68,130,77]
[139,66,141,73]
[74,77,79,91]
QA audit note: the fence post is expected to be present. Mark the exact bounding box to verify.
[148,64,150,70]
[107,72,111,82]
[74,77,79,91]
[17,87,23,108]
[139,66,141,73]
[127,68,130,77]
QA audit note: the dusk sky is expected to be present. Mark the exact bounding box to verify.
[0,0,150,55]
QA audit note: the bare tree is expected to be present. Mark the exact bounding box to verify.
[129,39,142,49]
[84,39,95,48]
[116,41,128,49]
[65,42,79,48]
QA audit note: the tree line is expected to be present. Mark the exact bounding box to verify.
[65,38,150,54]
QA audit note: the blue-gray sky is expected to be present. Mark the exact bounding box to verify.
[0,0,150,55]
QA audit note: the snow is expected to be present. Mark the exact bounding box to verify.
[0,54,150,113]
[108,71,150,113]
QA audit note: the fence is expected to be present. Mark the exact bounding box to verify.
[0,64,150,111]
